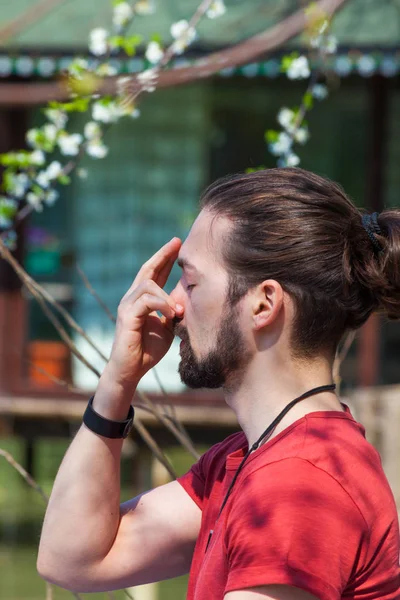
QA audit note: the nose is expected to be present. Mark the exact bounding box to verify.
[169,279,185,310]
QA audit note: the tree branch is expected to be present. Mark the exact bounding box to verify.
[0,0,349,106]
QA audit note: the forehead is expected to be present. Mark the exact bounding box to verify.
[178,209,231,271]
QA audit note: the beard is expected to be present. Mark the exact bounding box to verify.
[173,304,251,389]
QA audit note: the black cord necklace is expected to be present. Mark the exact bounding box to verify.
[205,383,337,552]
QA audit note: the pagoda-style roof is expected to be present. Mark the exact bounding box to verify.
[1,0,399,81]
[1,0,400,51]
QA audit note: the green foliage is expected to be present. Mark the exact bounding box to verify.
[303,91,314,110]
[0,151,32,168]
[281,52,300,74]
[265,130,279,143]
[57,174,71,186]
[48,98,91,113]
[150,32,163,44]
[109,34,143,56]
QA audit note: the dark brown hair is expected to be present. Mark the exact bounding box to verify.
[200,167,400,361]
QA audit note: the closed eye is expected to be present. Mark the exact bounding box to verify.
[186,284,196,291]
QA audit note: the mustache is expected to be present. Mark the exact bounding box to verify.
[172,318,189,341]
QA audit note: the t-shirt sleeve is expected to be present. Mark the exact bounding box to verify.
[177,449,208,510]
[224,458,367,600]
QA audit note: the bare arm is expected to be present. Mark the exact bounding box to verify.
[37,238,201,592]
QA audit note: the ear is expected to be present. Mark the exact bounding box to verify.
[252,280,284,331]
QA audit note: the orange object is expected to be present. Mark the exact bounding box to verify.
[28,341,71,387]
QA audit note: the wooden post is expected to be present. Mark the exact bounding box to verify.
[0,107,29,393]
[357,76,388,387]
[381,388,400,512]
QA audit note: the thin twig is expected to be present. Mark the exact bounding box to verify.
[0,0,68,44]
[136,390,199,460]
[76,263,116,323]
[0,448,49,503]
[133,418,177,479]
[0,238,108,365]
[23,355,84,394]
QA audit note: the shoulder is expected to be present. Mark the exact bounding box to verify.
[231,457,367,529]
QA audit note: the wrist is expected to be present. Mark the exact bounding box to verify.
[94,367,138,421]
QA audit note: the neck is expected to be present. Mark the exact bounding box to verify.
[223,353,343,448]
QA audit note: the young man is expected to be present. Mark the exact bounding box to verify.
[38,168,400,599]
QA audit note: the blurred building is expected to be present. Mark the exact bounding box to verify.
[0,0,400,407]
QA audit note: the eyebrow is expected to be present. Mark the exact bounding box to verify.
[177,257,199,273]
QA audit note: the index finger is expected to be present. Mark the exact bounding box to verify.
[131,237,182,290]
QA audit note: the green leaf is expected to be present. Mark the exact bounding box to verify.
[150,33,162,44]
[0,201,17,219]
[109,35,125,49]
[280,51,299,73]
[58,174,71,185]
[48,98,90,113]
[265,130,279,143]
[303,91,314,110]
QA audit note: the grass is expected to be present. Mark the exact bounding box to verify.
[0,436,208,600]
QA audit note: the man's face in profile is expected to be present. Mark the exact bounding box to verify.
[171,210,251,389]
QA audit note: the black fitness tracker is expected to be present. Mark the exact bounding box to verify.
[83,396,134,439]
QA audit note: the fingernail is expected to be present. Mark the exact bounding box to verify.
[176,304,184,312]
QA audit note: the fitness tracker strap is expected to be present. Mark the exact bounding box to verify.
[83,396,134,439]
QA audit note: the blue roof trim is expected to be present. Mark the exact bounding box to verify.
[0,51,399,79]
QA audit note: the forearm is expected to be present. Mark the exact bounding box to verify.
[37,370,136,583]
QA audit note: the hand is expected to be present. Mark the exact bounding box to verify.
[104,238,184,390]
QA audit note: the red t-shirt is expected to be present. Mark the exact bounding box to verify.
[178,404,400,600]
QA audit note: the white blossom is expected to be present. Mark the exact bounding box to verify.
[170,20,197,55]
[207,0,226,19]
[86,140,108,159]
[46,161,63,180]
[58,133,83,156]
[26,192,43,212]
[113,2,133,28]
[312,83,328,100]
[45,109,68,129]
[137,68,158,92]
[36,171,50,188]
[269,132,292,156]
[89,28,109,56]
[145,41,164,64]
[277,108,295,132]
[44,189,59,206]
[26,128,40,148]
[11,173,30,199]
[286,152,300,167]
[30,150,45,165]
[324,35,337,55]
[67,58,89,78]
[43,123,58,143]
[294,127,310,144]
[92,101,123,123]
[96,63,118,77]
[287,56,310,80]
[84,121,102,139]
[135,0,155,14]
